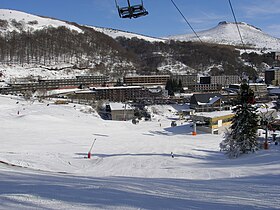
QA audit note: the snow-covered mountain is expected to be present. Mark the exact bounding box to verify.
[0,9,163,43]
[168,21,280,51]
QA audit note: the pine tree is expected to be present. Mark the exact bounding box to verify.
[220,81,259,158]
[165,79,174,96]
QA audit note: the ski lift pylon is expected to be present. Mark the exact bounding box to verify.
[115,0,148,19]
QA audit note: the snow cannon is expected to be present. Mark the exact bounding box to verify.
[87,138,96,159]
[192,123,197,136]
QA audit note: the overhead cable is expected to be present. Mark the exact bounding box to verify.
[170,0,203,43]
[228,0,247,52]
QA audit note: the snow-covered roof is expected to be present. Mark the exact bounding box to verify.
[194,110,234,118]
[109,102,133,111]
[208,96,220,105]
[92,86,142,90]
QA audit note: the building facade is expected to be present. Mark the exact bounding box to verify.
[211,75,240,86]
[123,75,170,86]
[172,74,197,87]
[189,84,222,92]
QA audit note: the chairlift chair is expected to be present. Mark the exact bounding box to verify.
[115,0,148,19]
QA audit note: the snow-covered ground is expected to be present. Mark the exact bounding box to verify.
[0,95,280,209]
[0,64,85,82]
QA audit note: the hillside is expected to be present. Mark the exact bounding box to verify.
[168,21,280,51]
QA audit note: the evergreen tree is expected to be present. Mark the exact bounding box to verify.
[220,81,259,158]
[165,79,174,96]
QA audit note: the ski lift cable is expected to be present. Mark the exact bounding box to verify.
[228,0,247,53]
[170,0,203,44]
[228,0,257,81]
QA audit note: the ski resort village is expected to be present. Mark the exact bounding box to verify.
[0,4,280,210]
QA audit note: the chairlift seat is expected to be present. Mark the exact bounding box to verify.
[116,0,148,19]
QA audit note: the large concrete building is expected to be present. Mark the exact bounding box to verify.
[90,86,165,102]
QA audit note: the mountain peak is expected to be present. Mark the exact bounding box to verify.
[168,21,280,50]
[218,21,262,32]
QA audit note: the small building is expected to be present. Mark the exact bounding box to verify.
[109,102,134,121]
[191,111,234,134]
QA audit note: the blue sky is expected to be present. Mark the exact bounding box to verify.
[2,0,280,38]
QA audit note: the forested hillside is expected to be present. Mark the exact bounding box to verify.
[0,20,139,76]
[116,37,261,77]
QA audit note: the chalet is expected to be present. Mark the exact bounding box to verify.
[190,93,224,112]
